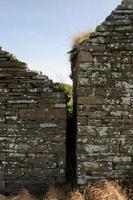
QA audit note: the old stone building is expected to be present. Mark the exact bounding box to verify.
[71,0,133,185]
[0,0,133,192]
[0,48,66,192]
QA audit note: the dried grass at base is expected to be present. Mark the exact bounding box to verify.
[67,191,84,200]
[9,189,36,200]
[0,194,7,200]
[43,187,67,200]
[127,183,133,200]
[85,181,128,200]
[0,181,132,200]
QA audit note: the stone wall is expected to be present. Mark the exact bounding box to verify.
[0,48,66,193]
[71,0,133,185]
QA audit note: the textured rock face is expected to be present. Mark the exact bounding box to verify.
[0,48,66,192]
[122,0,133,9]
[71,0,133,185]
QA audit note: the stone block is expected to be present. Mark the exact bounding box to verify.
[78,96,104,105]
[78,51,93,62]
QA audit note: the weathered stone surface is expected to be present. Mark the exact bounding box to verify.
[71,0,133,185]
[0,48,67,192]
[78,51,93,62]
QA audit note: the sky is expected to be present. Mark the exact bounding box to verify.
[0,0,122,84]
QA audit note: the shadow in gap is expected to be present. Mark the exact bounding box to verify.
[66,111,77,187]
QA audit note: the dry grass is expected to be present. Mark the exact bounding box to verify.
[67,191,84,200]
[43,181,129,200]
[43,187,67,200]
[0,181,132,200]
[9,189,36,200]
[85,181,128,200]
[72,30,92,46]
[0,194,7,200]
[126,184,133,200]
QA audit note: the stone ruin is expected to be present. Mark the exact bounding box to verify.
[0,48,66,192]
[71,0,133,185]
[0,0,133,193]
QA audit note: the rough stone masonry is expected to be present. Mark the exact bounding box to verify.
[71,0,133,185]
[0,48,67,192]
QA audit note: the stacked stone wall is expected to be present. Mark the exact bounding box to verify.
[0,49,66,192]
[72,0,133,185]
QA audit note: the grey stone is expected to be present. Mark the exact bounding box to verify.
[71,0,133,185]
